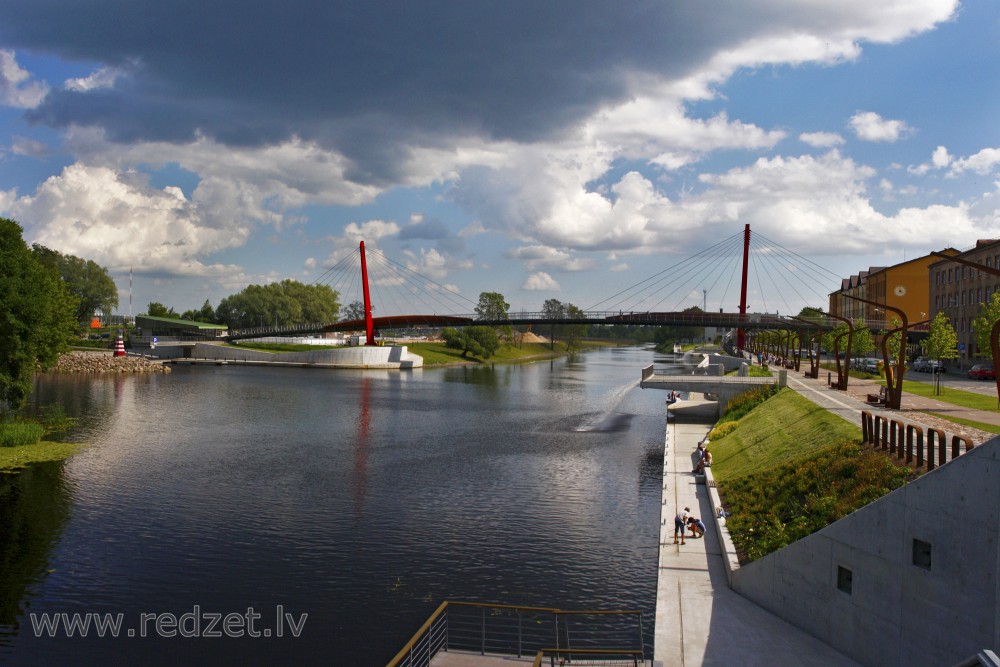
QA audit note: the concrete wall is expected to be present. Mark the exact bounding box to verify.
[730,436,1000,666]
[149,342,423,368]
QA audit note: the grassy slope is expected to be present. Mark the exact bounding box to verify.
[710,389,862,483]
[710,388,913,562]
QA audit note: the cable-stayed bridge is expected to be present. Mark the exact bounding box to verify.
[225,224,847,343]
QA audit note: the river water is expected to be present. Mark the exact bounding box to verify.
[0,346,669,665]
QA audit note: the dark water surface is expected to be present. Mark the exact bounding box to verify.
[0,346,666,665]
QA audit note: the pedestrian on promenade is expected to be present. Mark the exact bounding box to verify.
[692,442,706,473]
[687,516,706,538]
[674,507,690,545]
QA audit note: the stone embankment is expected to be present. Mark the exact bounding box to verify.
[47,351,171,374]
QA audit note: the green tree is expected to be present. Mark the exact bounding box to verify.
[972,292,1000,359]
[342,300,366,321]
[925,311,959,395]
[215,280,339,328]
[821,320,874,360]
[797,306,825,319]
[1,219,78,410]
[31,244,118,323]
[562,304,588,352]
[475,292,510,322]
[441,326,500,360]
[542,298,566,349]
[180,299,215,322]
[146,302,178,318]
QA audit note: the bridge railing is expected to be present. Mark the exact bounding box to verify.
[386,601,647,667]
[223,311,842,340]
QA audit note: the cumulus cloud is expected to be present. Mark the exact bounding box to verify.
[849,111,913,142]
[6,163,245,275]
[522,272,561,291]
[11,136,49,157]
[0,50,48,108]
[64,66,125,92]
[691,151,982,254]
[401,247,473,280]
[398,214,450,241]
[949,147,1000,175]
[932,146,952,168]
[507,246,597,272]
[800,132,845,148]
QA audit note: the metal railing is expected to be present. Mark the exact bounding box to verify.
[386,601,647,667]
[532,648,645,666]
[641,365,778,385]
[860,411,975,471]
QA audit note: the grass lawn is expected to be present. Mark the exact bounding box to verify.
[710,388,862,483]
[408,341,567,365]
[0,441,81,472]
[895,378,1000,411]
[925,413,1000,435]
[818,362,880,381]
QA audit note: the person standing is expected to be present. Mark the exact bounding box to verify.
[673,507,690,545]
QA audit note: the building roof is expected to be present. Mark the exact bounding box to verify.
[136,315,228,330]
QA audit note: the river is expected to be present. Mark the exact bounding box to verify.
[0,346,669,665]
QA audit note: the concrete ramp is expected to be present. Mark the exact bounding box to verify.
[730,436,1000,666]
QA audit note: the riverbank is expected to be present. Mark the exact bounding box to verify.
[46,350,171,374]
[0,440,82,472]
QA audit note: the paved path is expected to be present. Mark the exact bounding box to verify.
[654,398,859,667]
[789,368,999,444]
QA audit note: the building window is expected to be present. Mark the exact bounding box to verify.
[989,258,994,269]
[962,266,967,280]
[948,268,953,282]
[913,539,932,570]
[837,566,853,595]
[979,288,983,303]
[970,289,975,303]
[961,292,965,306]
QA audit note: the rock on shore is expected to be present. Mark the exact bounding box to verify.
[46,351,171,374]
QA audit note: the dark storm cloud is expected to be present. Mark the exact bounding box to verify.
[1,1,768,182]
[0,0,737,171]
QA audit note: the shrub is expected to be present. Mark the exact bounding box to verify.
[719,385,780,423]
[708,421,739,440]
[720,441,913,563]
[0,420,45,447]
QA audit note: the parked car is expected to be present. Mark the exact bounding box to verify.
[967,364,995,380]
[912,357,929,372]
[926,360,945,373]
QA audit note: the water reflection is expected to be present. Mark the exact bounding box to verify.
[3,348,665,665]
[354,376,372,523]
[0,462,71,642]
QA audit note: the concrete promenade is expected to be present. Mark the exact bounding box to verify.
[654,397,859,667]
[653,366,999,667]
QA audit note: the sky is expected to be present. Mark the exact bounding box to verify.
[2,0,1000,318]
